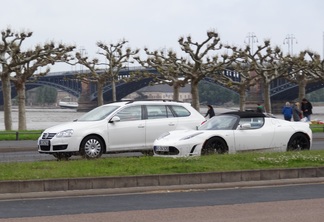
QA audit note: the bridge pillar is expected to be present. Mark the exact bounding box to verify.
[77,80,97,112]
[245,74,264,111]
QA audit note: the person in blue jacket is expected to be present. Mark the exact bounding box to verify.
[282,102,293,121]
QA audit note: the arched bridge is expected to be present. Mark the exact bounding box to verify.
[0,67,323,106]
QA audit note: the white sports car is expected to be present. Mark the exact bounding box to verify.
[153,111,312,157]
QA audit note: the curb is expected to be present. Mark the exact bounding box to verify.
[1,167,324,200]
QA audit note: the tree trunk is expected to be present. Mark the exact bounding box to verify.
[112,78,117,102]
[190,80,200,111]
[298,80,307,102]
[1,74,12,130]
[97,82,104,106]
[173,84,180,101]
[239,86,246,111]
[16,82,27,130]
[263,81,271,113]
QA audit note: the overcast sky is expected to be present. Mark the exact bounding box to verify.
[2,0,324,72]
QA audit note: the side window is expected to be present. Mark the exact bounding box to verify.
[170,105,190,117]
[116,106,142,122]
[239,117,264,129]
[146,105,169,119]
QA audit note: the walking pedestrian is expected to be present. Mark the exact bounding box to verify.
[204,104,215,119]
[282,102,293,121]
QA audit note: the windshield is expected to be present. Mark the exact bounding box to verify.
[77,106,119,121]
[198,115,238,130]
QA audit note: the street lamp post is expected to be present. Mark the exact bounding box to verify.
[245,32,258,54]
[283,34,297,55]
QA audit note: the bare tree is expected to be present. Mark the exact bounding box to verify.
[177,31,229,111]
[134,48,190,101]
[74,53,104,106]
[73,40,139,106]
[97,40,139,102]
[0,28,32,130]
[241,40,285,113]
[282,50,324,102]
[10,42,75,130]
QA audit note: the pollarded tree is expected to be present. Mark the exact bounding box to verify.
[0,28,32,130]
[244,40,284,113]
[73,53,105,106]
[9,42,75,130]
[134,48,190,101]
[177,31,230,111]
[74,40,139,105]
[97,40,139,102]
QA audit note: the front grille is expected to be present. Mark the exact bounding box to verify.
[42,133,56,139]
[155,146,179,155]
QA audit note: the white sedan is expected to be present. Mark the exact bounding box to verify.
[153,111,312,157]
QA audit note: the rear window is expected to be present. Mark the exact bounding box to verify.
[170,105,191,117]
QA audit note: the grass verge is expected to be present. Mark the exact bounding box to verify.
[1,150,324,181]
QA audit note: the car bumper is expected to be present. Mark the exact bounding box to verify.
[153,142,203,157]
[38,136,81,153]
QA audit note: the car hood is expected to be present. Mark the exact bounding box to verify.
[42,121,102,133]
[157,129,206,141]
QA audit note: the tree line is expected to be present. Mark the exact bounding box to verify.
[0,28,323,130]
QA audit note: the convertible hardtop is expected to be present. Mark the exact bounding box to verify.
[219,111,270,118]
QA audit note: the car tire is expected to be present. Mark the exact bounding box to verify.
[287,133,310,151]
[201,137,228,155]
[80,135,104,159]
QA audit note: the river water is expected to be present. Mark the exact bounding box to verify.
[1,106,324,131]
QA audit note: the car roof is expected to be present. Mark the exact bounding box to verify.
[219,111,267,118]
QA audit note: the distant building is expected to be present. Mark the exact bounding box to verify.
[123,84,192,102]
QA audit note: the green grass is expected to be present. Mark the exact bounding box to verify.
[1,150,324,181]
[0,130,42,140]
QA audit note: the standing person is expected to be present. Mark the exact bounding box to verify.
[292,102,302,121]
[256,103,264,113]
[204,104,215,119]
[282,102,293,121]
[301,98,313,122]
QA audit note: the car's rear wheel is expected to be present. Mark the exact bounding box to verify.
[287,133,310,151]
[80,136,104,159]
[201,137,228,155]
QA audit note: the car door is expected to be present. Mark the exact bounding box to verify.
[108,105,146,150]
[145,105,178,147]
[233,117,275,152]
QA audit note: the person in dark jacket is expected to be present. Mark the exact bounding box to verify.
[282,102,293,121]
[205,104,215,119]
[301,98,313,122]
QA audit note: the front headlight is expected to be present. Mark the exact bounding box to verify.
[180,132,204,140]
[56,129,74,138]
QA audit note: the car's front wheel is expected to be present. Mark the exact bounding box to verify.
[80,136,104,159]
[201,137,228,155]
[287,133,310,151]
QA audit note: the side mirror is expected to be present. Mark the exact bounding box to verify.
[109,116,121,123]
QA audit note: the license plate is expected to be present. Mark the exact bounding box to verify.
[155,146,169,152]
[39,140,49,146]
